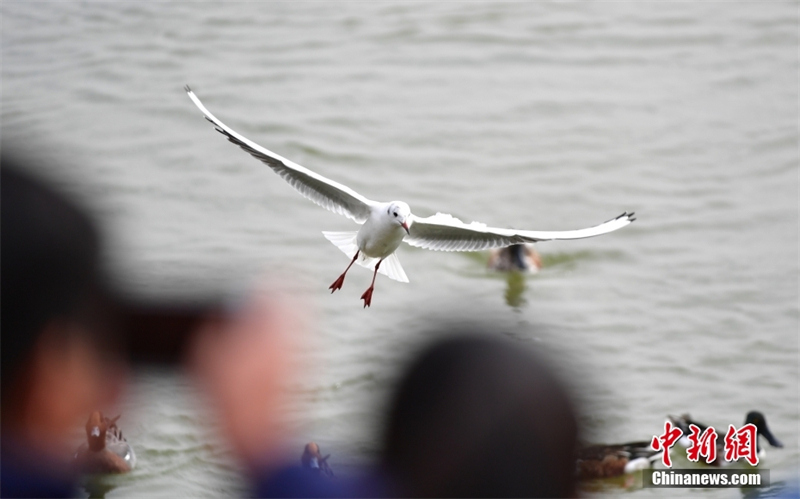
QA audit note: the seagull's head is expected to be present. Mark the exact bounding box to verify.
[387,201,412,234]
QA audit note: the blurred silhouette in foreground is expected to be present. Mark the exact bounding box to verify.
[1,158,126,497]
[380,332,579,498]
[73,412,136,474]
[191,294,389,497]
[189,293,345,497]
[192,317,579,497]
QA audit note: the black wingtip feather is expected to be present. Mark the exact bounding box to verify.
[605,212,627,224]
[184,84,192,93]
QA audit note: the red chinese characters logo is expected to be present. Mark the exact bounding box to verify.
[724,423,758,466]
[686,424,718,464]
[651,421,683,467]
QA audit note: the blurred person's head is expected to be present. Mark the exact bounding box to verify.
[380,330,579,498]
[1,153,123,464]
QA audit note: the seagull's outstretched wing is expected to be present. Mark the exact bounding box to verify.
[405,212,635,251]
[185,86,375,224]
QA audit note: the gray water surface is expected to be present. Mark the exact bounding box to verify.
[3,3,798,497]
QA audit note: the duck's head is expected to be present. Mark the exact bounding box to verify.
[302,442,322,469]
[86,411,108,451]
[745,411,782,448]
[301,442,333,477]
[386,202,411,234]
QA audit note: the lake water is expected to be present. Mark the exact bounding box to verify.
[3,3,798,497]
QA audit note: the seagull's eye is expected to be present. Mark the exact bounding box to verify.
[393,212,398,217]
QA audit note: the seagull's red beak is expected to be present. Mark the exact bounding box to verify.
[401,221,410,235]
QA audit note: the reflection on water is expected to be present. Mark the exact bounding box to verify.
[488,248,601,310]
[81,476,117,499]
[577,470,640,494]
[503,271,528,309]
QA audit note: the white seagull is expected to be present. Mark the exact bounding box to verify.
[185,86,635,307]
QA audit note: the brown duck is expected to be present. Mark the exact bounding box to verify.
[74,411,136,474]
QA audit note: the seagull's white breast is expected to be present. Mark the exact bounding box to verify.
[357,211,407,259]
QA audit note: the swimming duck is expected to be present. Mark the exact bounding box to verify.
[668,411,782,465]
[576,441,662,480]
[487,244,542,273]
[301,442,334,477]
[74,411,136,474]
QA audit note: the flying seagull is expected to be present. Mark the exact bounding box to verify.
[185,86,635,307]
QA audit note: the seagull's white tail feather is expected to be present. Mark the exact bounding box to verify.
[378,252,409,283]
[322,231,409,283]
[323,231,360,260]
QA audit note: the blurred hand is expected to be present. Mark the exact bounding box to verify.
[21,322,125,460]
[189,292,305,470]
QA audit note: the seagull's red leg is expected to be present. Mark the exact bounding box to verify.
[329,251,359,293]
[361,259,382,308]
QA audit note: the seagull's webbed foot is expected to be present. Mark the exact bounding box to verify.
[361,259,381,308]
[360,286,374,308]
[329,274,346,293]
[329,251,359,294]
